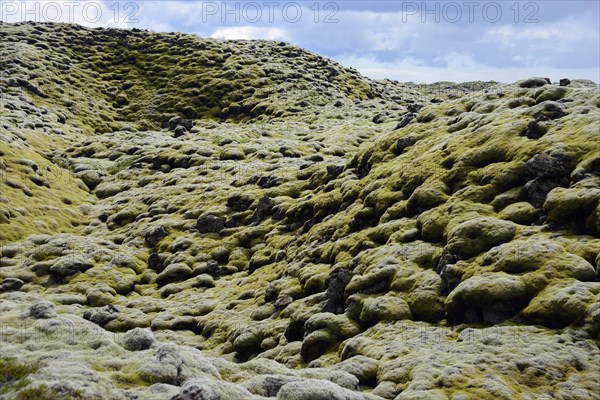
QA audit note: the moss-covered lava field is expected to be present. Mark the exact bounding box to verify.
[1,22,599,400]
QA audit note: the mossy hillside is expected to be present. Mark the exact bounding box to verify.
[0,20,413,241]
[0,21,388,132]
[280,83,600,331]
[1,21,600,400]
[4,77,593,396]
[0,139,91,243]
[1,22,498,134]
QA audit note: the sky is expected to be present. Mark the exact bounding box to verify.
[1,0,599,83]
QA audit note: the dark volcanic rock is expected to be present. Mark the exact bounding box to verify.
[0,277,24,292]
[252,196,274,223]
[145,226,169,247]
[524,153,573,208]
[559,78,571,86]
[196,214,225,234]
[147,253,165,273]
[525,153,573,179]
[168,116,193,131]
[322,268,353,314]
[394,114,415,130]
[395,135,416,154]
[522,121,547,139]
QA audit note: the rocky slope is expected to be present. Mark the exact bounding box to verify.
[1,22,599,400]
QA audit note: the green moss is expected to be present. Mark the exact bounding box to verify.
[14,385,84,400]
[0,358,83,399]
[0,358,38,388]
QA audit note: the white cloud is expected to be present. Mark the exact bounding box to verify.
[210,26,289,41]
[482,18,598,51]
[335,53,599,83]
[135,1,203,34]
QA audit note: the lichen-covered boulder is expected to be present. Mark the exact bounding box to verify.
[535,86,568,103]
[76,170,103,190]
[483,238,597,281]
[543,186,600,224]
[527,101,566,121]
[156,263,192,286]
[498,202,541,225]
[358,294,412,327]
[405,271,446,322]
[518,77,550,88]
[139,344,220,385]
[445,272,531,323]
[346,292,412,328]
[584,299,600,339]
[95,182,126,199]
[406,181,449,214]
[122,328,155,351]
[170,377,257,400]
[323,268,354,314]
[276,379,381,400]
[49,256,93,279]
[0,277,24,292]
[445,217,516,259]
[301,313,360,362]
[330,356,379,387]
[86,284,117,307]
[521,279,600,328]
[30,300,57,319]
[242,375,303,397]
[196,214,225,234]
[345,265,397,297]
